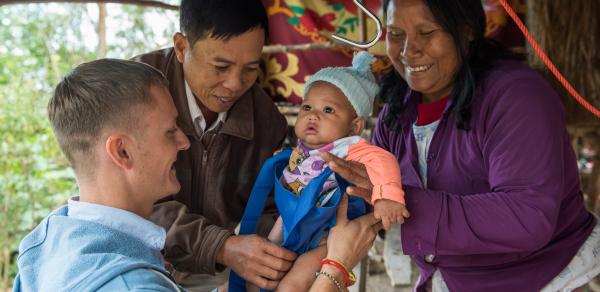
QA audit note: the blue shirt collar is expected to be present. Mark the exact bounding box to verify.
[67,196,166,251]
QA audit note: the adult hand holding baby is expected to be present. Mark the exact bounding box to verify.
[309,194,382,292]
[326,194,382,269]
[320,152,373,201]
[321,152,410,230]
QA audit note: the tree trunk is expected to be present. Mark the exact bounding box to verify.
[43,33,60,84]
[97,3,107,57]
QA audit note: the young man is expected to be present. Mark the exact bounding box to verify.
[134,0,295,290]
[13,59,190,291]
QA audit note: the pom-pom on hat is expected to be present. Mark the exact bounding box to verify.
[303,51,379,119]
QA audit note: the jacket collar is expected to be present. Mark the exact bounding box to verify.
[220,90,254,140]
[164,48,255,141]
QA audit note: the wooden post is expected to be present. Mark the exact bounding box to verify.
[97,3,107,57]
[356,3,369,292]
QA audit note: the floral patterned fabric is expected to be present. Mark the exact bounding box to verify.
[483,0,526,48]
[260,0,526,104]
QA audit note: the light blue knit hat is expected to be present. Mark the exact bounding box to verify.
[303,51,379,119]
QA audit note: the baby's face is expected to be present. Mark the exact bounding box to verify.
[295,81,359,149]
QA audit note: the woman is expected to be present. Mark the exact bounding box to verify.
[322,0,600,291]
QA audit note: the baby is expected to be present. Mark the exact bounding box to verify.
[264,51,409,291]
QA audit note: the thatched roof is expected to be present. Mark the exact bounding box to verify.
[527,0,600,126]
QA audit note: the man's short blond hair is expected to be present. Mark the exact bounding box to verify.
[48,59,168,175]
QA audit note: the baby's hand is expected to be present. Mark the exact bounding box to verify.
[373,199,410,230]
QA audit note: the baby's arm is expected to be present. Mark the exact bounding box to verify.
[268,216,284,244]
[243,217,285,292]
[346,141,410,229]
[277,245,327,292]
[346,141,405,205]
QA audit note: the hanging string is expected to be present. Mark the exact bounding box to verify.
[497,0,600,118]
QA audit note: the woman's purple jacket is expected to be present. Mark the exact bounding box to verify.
[372,60,595,292]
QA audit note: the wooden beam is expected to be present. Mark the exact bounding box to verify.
[262,42,343,54]
[0,0,179,10]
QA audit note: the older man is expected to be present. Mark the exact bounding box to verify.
[134,0,296,290]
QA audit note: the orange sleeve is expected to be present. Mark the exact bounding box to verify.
[346,139,405,205]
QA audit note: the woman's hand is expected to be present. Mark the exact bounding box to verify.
[326,194,382,269]
[320,152,373,202]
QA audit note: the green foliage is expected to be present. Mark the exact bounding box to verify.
[0,9,83,286]
[0,3,178,289]
[110,5,178,58]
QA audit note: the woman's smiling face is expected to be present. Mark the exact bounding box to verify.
[385,0,460,103]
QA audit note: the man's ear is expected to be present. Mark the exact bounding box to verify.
[105,134,134,170]
[173,32,189,64]
[351,116,366,136]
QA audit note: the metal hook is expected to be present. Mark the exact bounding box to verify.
[331,0,383,48]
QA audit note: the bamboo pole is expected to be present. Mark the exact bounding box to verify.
[355,3,370,292]
[262,42,343,54]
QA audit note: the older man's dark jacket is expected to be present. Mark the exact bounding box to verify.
[134,48,287,274]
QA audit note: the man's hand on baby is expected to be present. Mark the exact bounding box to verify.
[218,235,297,290]
[373,199,410,230]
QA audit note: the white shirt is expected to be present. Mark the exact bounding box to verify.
[412,120,440,188]
[185,80,227,135]
[67,196,166,251]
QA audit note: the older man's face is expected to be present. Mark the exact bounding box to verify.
[175,28,265,114]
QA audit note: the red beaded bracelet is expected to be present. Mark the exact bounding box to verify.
[320,258,356,286]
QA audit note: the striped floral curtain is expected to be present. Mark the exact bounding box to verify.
[260,0,526,104]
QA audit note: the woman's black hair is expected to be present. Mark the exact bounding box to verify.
[381,0,514,130]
